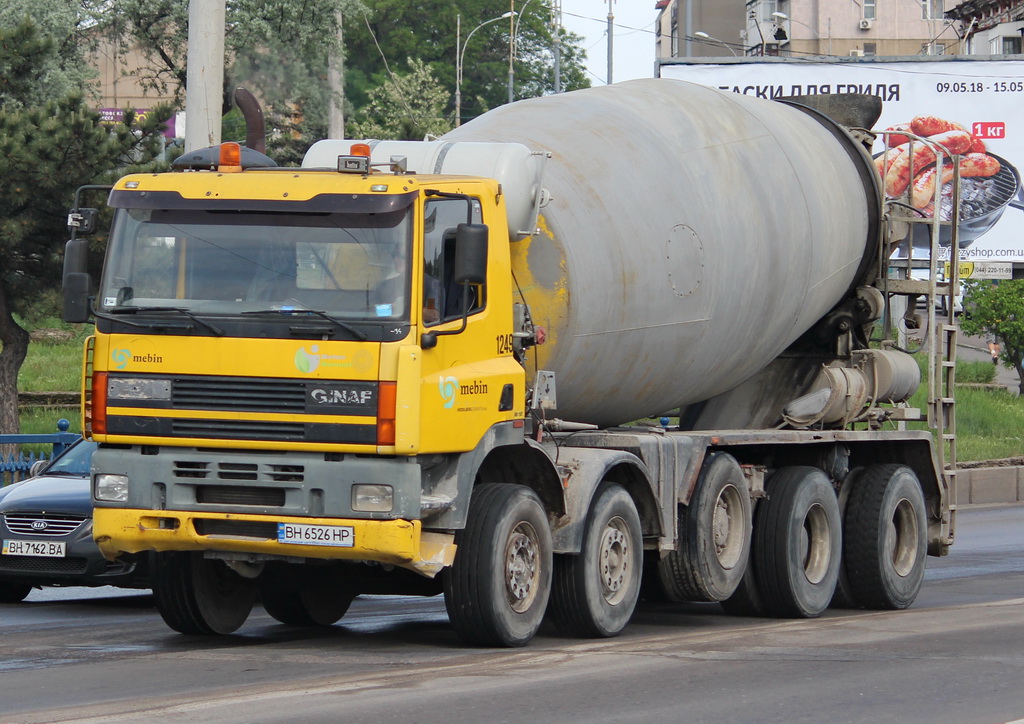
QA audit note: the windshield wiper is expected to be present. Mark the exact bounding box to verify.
[241,308,368,340]
[110,306,225,336]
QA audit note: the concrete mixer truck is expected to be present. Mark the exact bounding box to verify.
[62,79,955,646]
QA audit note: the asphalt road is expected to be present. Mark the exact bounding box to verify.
[1,505,1023,724]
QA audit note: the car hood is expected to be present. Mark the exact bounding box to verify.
[0,474,91,516]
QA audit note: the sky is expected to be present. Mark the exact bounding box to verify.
[558,0,659,85]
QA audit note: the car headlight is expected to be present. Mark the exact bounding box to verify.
[95,474,130,502]
[352,484,393,512]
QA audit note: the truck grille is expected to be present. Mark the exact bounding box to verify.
[171,418,306,440]
[4,514,86,536]
[173,460,305,484]
[173,377,306,411]
[195,485,286,507]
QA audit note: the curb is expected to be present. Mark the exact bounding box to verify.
[955,465,1024,506]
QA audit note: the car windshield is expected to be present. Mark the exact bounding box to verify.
[44,440,96,476]
[98,207,413,322]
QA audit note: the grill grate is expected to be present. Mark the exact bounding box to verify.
[194,519,277,539]
[195,485,286,507]
[172,419,306,440]
[4,514,85,536]
[0,556,88,574]
[173,377,306,412]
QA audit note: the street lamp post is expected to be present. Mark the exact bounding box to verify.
[694,31,738,56]
[456,11,515,128]
[509,0,539,104]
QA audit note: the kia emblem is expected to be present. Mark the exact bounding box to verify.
[31,520,47,531]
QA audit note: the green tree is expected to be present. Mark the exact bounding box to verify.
[0,17,169,440]
[95,0,355,163]
[345,0,590,125]
[960,279,1024,394]
[349,58,452,140]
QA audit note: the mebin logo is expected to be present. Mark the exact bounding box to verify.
[439,376,458,409]
[294,345,353,374]
[112,349,131,370]
[112,349,163,369]
[438,376,489,409]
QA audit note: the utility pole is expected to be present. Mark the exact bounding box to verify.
[184,0,225,152]
[327,10,345,138]
[606,0,614,84]
[552,0,562,93]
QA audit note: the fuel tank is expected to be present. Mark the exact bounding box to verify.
[441,79,882,426]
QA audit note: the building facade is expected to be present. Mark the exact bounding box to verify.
[657,0,983,59]
[945,0,1024,54]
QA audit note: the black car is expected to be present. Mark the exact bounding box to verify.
[0,439,150,602]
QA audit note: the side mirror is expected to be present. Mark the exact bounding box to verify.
[453,224,488,285]
[63,238,89,281]
[63,272,91,323]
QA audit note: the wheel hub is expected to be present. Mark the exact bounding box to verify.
[506,524,540,612]
[599,516,631,605]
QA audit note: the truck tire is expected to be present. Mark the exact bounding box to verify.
[549,483,642,637]
[720,548,768,617]
[152,552,257,635]
[443,483,552,647]
[842,464,927,610]
[0,581,32,603]
[754,466,841,618]
[259,573,355,627]
[659,453,752,602]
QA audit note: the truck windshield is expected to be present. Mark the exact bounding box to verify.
[99,207,413,322]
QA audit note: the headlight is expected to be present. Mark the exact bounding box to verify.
[95,474,130,502]
[352,484,393,512]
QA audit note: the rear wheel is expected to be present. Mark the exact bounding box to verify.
[843,464,927,610]
[754,466,841,618]
[549,483,642,638]
[443,483,552,647]
[659,453,752,602]
[258,568,355,626]
[0,581,32,603]
[153,552,257,635]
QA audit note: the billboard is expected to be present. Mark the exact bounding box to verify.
[658,59,1024,263]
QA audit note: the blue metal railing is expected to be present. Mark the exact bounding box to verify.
[0,418,80,486]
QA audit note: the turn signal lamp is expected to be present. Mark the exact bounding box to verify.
[218,142,243,172]
[377,381,397,446]
[90,371,109,435]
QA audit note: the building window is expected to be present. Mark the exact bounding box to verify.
[1003,36,1022,54]
[863,0,876,21]
[671,13,678,56]
[864,42,877,56]
[922,0,943,20]
[747,0,779,23]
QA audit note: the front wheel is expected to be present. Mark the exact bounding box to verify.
[549,483,643,638]
[152,552,257,635]
[443,484,552,647]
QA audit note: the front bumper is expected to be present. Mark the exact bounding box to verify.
[93,508,456,577]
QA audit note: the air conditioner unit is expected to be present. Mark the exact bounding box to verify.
[849,49,865,57]
[859,19,873,30]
